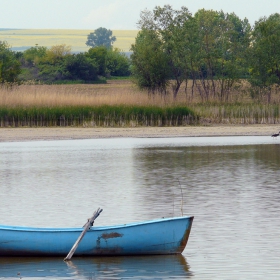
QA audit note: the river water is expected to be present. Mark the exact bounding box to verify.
[0,136,279,279]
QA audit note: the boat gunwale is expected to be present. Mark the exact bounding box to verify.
[0,216,194,232]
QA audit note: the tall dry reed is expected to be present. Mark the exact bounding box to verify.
[0,82,181,108]
[0,82,197,127]
[1,80,279,126]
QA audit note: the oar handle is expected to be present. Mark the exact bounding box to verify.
[85,208,103,228]
[64,208,103,261]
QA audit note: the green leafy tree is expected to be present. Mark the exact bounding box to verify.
[35,44,72,82]
[249,13,280,102]
[86,46,130,77]
[23,46,47,65]
[138,5,192,98]
[45,44,72,64]
[177,12,201,99]
[0,41,21,83]
[86,46,108,76]
[63,53,98,81]
[106,48,130,76]
[131,29,170,94]
[86,27,116,49]
[134,5,251,100]
[194,9,251,101]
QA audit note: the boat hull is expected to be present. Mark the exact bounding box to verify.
[0,216,194,256]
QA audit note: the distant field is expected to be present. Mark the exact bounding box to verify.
[0,29,139,53]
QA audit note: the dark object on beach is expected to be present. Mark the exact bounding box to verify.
[271,131,280,138]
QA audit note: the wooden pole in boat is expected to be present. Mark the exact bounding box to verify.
[64,208,103,261]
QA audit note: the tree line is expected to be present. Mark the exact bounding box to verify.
[0,27,129,84]
[1,6,280,103]
[131,6,280,102]
[21,44,130,83]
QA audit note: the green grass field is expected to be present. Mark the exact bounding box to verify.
[0,29,139,53]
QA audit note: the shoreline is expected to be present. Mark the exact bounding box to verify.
[0,125,279,142]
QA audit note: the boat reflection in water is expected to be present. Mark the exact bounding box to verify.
[0,255,192,279]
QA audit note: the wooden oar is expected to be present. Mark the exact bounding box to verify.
[64,208,103,261]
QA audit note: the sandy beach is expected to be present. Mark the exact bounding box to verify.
[0,125,279,142]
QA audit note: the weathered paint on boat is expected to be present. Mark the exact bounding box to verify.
[0,216,194,256]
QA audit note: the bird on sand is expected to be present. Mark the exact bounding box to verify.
[271,131,280,138]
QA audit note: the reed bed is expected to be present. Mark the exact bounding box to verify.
[193,104,280,125]
[0,106,197,127]
[0,81,279,127]
[0,82,175,107]
[0,83,197,127]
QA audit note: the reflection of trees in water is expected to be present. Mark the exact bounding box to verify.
[132,144,280,217]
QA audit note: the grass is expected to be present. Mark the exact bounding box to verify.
[0,105,196,127]
[0,29,138,52]
[0,80,279,127]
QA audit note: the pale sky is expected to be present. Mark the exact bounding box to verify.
[1,0,280,30]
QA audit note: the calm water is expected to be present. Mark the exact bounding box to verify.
[0,136,279,279]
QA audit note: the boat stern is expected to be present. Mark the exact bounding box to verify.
[177,216,194,253]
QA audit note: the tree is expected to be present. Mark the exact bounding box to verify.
[32,44,72,82]
[63,53,98,81]
[249,13,280,102]
[45,44,72,64]
[133,5,251,100]
[0,41,21,83]
[86,46,108,76]
[131,29,170,94]
[86,27,116,49]
[194,9,251,101]
[137,5,192,98]
[23,46,47,65]
[106,48,130,76]
[177,12,201,100]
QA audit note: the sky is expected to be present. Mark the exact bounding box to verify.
[1,0,280,30]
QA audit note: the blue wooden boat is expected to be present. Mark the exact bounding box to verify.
[0,216,193,257]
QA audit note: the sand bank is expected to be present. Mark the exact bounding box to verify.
[0,125,279,142]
